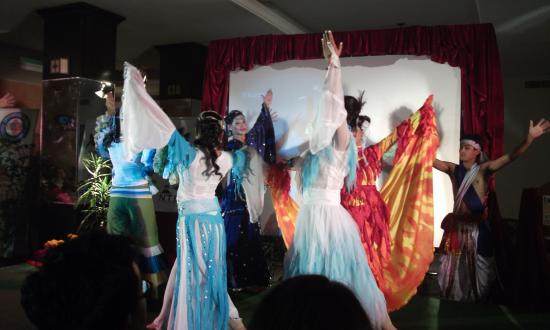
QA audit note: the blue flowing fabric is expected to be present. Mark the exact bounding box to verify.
[221,104,274,288]
[222,140,270,288]
[155,132,229,330]
[300,133,357,193]
[246,103,276,165]
[171,199,229,330]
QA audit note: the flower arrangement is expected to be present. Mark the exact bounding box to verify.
[27,233,79,267]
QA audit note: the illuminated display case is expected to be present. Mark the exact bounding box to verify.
[41,77,109,204]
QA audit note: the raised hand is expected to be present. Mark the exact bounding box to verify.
[321,30,343,65]
[0,92,16,108]
[262,89,273,108]
[262,89,278,121]
[321,31,331,63]
[270,110,279,122]
[527,118,550,142]
[327,30,343,58]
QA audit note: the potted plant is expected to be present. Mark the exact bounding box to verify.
[75,153,111,233]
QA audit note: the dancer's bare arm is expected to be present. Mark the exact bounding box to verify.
[321,31,349,151]
[433,159,456,175]
[483,119,549,173]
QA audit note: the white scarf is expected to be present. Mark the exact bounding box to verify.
[454,163,480,212]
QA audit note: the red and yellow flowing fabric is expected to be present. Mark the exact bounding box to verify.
[267,164,299,248]
[378,96,439,310]
[269,96,439,311]
[340,118,408,292]
[340,96,438,311]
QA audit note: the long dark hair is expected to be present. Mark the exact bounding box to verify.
[194,111,224,178]
[344,91,371,130]
[224,110,245,135]
[103,110,121,149]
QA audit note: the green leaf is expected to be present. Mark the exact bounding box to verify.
[76,152,112,233]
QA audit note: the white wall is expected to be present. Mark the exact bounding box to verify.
[229,55,462,245]
[497,75,550,219]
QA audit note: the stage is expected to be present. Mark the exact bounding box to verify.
[1,260,549,330]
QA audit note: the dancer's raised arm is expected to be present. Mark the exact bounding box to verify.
[310,31,349,154]
[483,118,549,172]
[120,62,177,159]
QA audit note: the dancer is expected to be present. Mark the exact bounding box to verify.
[94,92,167,292]
[436,119,550,302]
[269,84,438,313]
[341,93,438,310]
[284,31,395,330]
[340,93,390,289]
[222,92,275,290]
[117,62,246,330]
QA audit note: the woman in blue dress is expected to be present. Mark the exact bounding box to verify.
[222,90,276,290]
[119,62,246,330]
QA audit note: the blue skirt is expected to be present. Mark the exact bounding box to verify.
[285,190,389,330]
[168,198,229,330]
[222,188,270,288]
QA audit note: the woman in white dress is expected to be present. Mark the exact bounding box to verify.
[119,62,246,330]
[285,32,395,330]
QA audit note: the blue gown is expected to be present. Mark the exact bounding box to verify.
[221,104,275,289]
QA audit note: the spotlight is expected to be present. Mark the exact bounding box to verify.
[95,81,114,99]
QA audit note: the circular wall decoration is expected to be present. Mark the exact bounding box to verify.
[0,112,31,143]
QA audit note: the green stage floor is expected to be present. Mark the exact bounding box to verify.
[1,263,549,330]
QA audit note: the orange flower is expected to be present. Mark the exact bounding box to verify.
[67,233,78,240]
[44,239,65,249]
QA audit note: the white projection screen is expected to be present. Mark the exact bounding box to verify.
[229,55,461,246]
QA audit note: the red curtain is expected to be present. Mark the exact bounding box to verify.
[202,24,503,160]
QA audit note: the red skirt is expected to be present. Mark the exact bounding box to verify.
[342,185,391,289]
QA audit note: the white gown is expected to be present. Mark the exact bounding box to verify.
[120,62,242,330]
[284,50,390,330]
[165,148,240,330]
